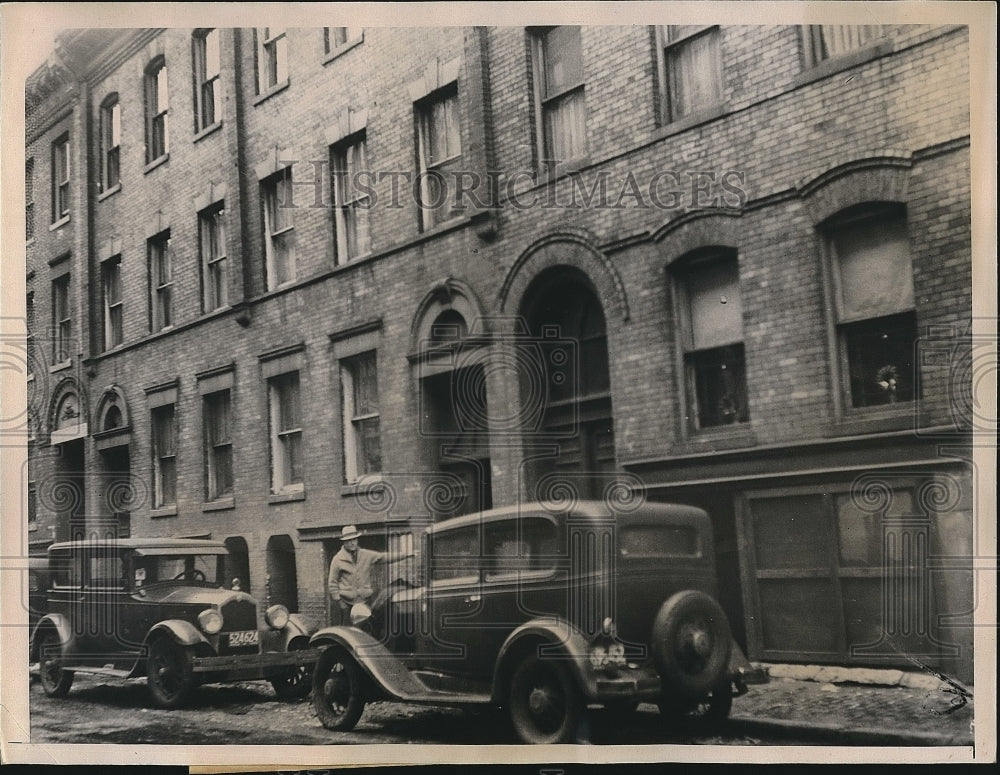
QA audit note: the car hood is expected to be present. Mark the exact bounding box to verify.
[135,586,257,608]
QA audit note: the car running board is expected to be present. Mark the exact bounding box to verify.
[351,642,491,705]
[58,664,133,679]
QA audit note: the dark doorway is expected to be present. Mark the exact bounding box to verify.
[265,534,299,611]
[54,439,86,542]
[521,269,615,500]
[224,536,251,593]
[99,445,132,538]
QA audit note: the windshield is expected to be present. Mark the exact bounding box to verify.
[133,553,223,587]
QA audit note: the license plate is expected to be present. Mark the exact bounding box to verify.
[227,630,259,648]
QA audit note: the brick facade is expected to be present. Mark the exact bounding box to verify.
[25,25,974,677]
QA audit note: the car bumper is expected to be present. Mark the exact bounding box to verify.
[190,648,320,678]
[586,664,663,702]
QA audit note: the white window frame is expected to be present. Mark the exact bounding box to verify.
[203,388,234,501]
[256,27,288,94]
[416,87,462,230]
[531,26,588,167]
[655,25,723,124]
[145,58,169,162]
[100,96,121,191]
[341,351,381,484]
[102,255,123,350]
[331,135,371,262]
[324,27,363,55]
[149,233,173,331]
[194,29,222,130]
[52,273,71,362]
[151,403,177,508]
[199,204,228,311]
[52,135,70,222]
[268,371,303,493]
[804,25,883,67]
[263,170,296,289]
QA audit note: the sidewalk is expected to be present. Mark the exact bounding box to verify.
[729,663,975,746]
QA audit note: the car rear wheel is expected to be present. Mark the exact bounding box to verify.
[651,590,731,700]
[147,637,196,709]
[270,640,313,701]
[312,645,365,731]
[508,655,582,744]
[37,630,74,697]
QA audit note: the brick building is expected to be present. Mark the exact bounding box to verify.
[24,24,974,679]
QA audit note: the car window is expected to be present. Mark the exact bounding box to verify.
[88,554,126,589]
[136,553,222,586]
[51,553,83,588]
[484,516,558,581]
[429,526,480,584]
[619,525,701,558]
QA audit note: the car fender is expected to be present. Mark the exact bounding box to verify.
[145,619,211,649]
[30,614,74,662]
[492,617,594,703]
[309,626,414,702]
[271,612,315,651]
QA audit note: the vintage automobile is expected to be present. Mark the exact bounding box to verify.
[30,537,318,708]
[309,500,756,743]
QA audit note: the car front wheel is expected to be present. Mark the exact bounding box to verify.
[146,637,196,709]
[508,655,582,744]
[312,645,366,731]
[37,630,74,697]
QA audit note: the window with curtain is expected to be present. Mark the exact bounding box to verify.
[331,135,371,261]
[51,135,70,221]
[324,27,363,55]
[52,273,71,362]
[194,29,221,130]
[659,25,723,123]
[416,87,462,230]
[533,26,587,165]
[677,250,749,428]
[826,204,917,408]
[805,25,883,66]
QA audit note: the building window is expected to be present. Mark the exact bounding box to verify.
[324,27,362,54]
[331,135,371,261]
[151,403,177,508]
[268,371,302,493]
[416,86,462,230]
[199,204,228,311]
[676,251,749,428]
[255,27,288,94]
[149,232,173,331]
[100,95,121,190]
[203,389,233,501]
[51,135,70,222]
[657,25,723,123]
[144,58,169,162]
[101,256,123,350]
[52,274,71,362]
[532,26,587,166]
[341,351,381,483]
[804,25,883,66]
[26,157,35,240]
[263,170,295,288]
[194,29,221,130]
[826,204,917,408]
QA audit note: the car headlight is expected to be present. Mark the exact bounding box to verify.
[198,608,224,634]
[265,604,290,630]
[589,643,609,669]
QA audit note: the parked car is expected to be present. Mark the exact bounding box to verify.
[308,500,756,744]
[27,556,52,632]
[30,538,318,708]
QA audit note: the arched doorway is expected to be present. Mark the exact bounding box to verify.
[521,268,615,500]
[265,534,299,611]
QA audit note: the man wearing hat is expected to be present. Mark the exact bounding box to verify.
[327,525,387,625]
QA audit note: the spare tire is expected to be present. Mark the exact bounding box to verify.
[651,590,731,700]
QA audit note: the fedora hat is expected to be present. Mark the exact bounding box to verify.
[339,525,363,541]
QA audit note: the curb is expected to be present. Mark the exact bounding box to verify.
[729,714,973,747]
